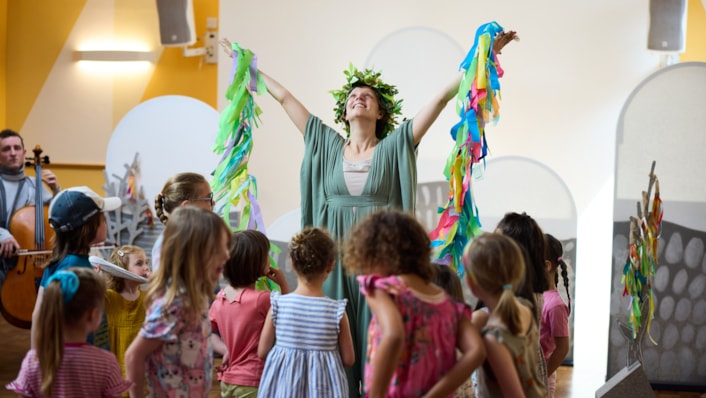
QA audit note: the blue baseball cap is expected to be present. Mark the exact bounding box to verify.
[49,186,121,232]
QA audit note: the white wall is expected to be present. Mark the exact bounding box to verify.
[218,0,663,392]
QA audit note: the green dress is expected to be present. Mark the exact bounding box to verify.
[300,115,417,396]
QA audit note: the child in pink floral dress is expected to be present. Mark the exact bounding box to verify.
[124,207,231,397]
[343,210,486,397]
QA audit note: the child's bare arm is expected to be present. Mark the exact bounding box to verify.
[257,309,275,359]
[211,333,227,356]
[29,287,44,350]
[125,336,163,398]
[484,333,525,398]
[338,313,355,367]
[422,316,485,398]
[546,335,569,375]
[365,290,404,398]
[265,266,290,294]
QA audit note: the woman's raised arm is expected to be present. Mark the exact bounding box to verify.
[220,38,310,135]
[411,30,517,146]
[259,71,310,135]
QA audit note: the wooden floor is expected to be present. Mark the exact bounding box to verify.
[0,315,703,398]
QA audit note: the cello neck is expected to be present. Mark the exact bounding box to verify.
[29,145,48,248]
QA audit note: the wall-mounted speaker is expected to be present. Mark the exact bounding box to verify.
[156,0,196,47]
[595,362,655,398]
[647,0,687,52]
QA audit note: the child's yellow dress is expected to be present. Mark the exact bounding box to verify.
[104,289,146,378]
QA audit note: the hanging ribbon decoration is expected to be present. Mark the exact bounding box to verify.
[621,161,662,344]
[429,22,505,273]
[212,42,280,291]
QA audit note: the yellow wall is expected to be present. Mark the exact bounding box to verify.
[2,0,217,194]
[0,0,7,127]
[142,0,218,105]
[26,163,105,196]
[5,0,85,131]
[682,0,706,62]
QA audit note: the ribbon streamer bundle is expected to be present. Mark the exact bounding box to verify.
[212,42,281,291]
[429,22,505,273]
[621,161,662,344]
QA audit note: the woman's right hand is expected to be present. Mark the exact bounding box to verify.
[493,30,519,55]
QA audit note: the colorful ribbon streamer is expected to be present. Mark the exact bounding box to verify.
[429,22,505,273]
[620,161,662,344]
[212,42,279,291]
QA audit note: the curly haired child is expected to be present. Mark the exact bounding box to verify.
[345,210,485,398]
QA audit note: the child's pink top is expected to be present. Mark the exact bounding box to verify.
[209,287,270,386]
[6,342,132,397]
[358,274,471,398]
[540,289,570,360]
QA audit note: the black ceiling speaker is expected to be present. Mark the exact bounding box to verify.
[647,0,687,52]
[156,0,196,47]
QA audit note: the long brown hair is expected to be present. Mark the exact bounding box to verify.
[545,233,571,314]
[145,206,230,324]
[47,212,102,265]
[36,267,105,398]
[495,212,548,319]
[463,233,526,335]
[154,172,209,225]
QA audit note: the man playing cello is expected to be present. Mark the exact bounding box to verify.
[0,128,61,293]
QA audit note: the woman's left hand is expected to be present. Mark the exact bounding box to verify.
[493,30,519,54]
[219,37,234,58]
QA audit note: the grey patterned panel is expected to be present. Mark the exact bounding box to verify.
[608,220,706,388]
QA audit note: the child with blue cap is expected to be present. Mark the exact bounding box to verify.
[30,186,121,349]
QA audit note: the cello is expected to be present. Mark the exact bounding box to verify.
[0,145,54,329]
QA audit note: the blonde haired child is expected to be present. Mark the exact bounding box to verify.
[151,172,214,272]
[7,267,131,397]
[462,233,546,398]
[103,245,151,384]
[541,234,571,398]
[344,210,485,398]
[125,206,231,397]
[209,230,289,397]
[257,227,354,398]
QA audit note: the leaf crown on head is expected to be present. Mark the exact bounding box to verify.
[330,64,403,139]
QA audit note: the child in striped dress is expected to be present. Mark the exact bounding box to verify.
[257,227,354,398]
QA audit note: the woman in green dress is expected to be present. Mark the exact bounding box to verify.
[221,31,517,397]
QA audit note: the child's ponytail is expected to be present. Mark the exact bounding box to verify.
[37,275,68,398]
[495,284,524,335]
[545,234,571,315]
[36,268,106,398]
[462,233,527,335]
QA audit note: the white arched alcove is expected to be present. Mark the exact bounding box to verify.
[105,95,221,213]
[366,26,465,184]
[609,62,706,388]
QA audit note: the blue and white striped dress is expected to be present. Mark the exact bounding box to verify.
[257,292,348,398]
